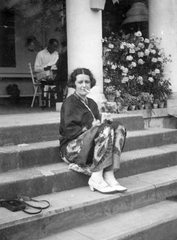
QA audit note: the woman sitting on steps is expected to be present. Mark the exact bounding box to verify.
[59,67,127,194]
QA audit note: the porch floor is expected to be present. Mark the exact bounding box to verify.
[0,104,56,115]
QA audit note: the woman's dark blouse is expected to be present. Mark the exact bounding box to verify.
[59,93,101,148]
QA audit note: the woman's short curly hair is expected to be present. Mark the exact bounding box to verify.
[68,68,96,88]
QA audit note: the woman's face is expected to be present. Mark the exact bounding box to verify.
[75,74,91,97]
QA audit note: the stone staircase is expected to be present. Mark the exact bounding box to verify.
[1,113,177,240]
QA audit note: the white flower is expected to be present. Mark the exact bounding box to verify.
[138,51,144,58]
[138,76,143,81]
[131,62,137,67]
[126,43,131,48]
[140,37,144,41]
[123,67,128,73]
[108,43,114,49]
[138,43,145,49]
[158,57,163,62]
[129,48,135,54]
[151,71,156,76]
[155,69,160,74]
[122,77,129,83]
[152,58,157,63]
[134,31,142,37]
[105,48,111,52]
[107,61,111,65]
[111,64,117,70]
[104,78,111,83]
[115,90,121,97]
[145,49,150,55]
[144,38,150,43]
[151,49,156,54]
[122,72,127,76]
[138,59,145,65]
[130,43,135,49]
[129,75,134,80]
[148,77,154,82]
[137,76,143,85]
[126,55,133,61]
[120,42,126,49]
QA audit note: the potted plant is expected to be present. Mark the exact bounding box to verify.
[100,101,118,113]
[116,93,132,110]
[128,95,138,110]
[153,98,161,108]
[137,94,145,109]
[138,92,154,109]
[104,85,116,102]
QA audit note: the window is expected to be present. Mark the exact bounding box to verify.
[0,8,16,67]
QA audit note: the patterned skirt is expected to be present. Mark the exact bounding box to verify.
[60,121,126,176]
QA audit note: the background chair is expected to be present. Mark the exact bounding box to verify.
[28,63,42,108]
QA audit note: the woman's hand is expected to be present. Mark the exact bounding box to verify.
[92,119,101,127]
[101,113,113,123]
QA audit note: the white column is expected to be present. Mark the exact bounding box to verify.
[149,0,177,107]
[66,0,106,106]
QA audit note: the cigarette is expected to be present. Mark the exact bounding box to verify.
[84,88,90,93]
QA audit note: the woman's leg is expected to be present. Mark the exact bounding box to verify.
[89,122,127,192]
[88,124,117,193]
[104,123,127,192]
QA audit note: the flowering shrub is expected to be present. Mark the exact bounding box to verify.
[103,31,172,106]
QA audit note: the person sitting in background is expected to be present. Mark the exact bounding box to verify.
[34,38,59,81]
[34,38,59,105]
[55,40,68,102]
[59,67,127,194]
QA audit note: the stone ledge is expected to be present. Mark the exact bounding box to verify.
[127,107,177,119]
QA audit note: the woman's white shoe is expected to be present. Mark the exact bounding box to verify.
[104,178,127,192]
[108,183,127,192]
[88,178,117,194]
[103,171,127,193]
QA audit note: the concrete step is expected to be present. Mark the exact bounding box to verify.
[0,123,59,147]
[124,127,177,151]
[39,200,177,240]
[0,143,177,199]
[1,166,177,240]
[1,128,177,173]
[0,113,144,146]
[0,140,60,173]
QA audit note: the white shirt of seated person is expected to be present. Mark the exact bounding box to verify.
[34,41,59,80]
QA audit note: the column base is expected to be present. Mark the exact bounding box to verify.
[87,86,107,109]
